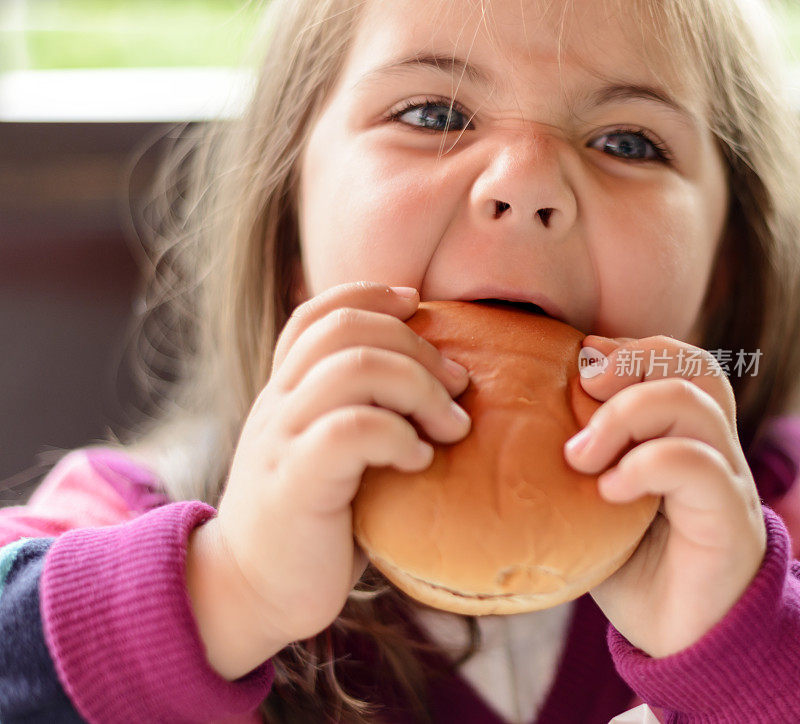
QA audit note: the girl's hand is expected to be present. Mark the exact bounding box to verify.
[564,334,767,658]
[202,281,471,653]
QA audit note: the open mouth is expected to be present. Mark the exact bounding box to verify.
[473,298,549,317]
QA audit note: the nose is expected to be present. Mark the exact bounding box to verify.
[470,129,577,235]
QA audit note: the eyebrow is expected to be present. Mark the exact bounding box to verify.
[584,84,698,129]
[354,54,496,90]
[355,53,698,129]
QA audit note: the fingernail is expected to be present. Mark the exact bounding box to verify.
[390,286,418,299]
[415,439,434,462]
[565,426,593,455]
[449,400,471,426]
[444,357,468,378]
[587,335,621,346]
[578,347,609,379]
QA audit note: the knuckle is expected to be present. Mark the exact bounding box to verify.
[673,438,707,462]
[386,313,421,349]
[337,406,376,439]
[414,337,441,375]
[287,297,313,323]
[289,288,330,324]
[419,359,444,399]
[331,306,362,331]
[668,376,726,418]
[681,441,731,481]
[638,334,672,351]
[275,308,305,350]
[321,407,352,443]
[636,437,713,469]
[664,376,698,403]
[348,345,379,374]
[408,326,427,353]
[597,395,631,427]
[653,334,676,347]
[352,280,379,295]
[694,441,729,471]
[626,438,671,472]
[327,280,373,301]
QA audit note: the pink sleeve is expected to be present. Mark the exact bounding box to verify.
[772,485,800,559]
[756,415,800,558]
[610,415,800,719]
[41,498,274,722]
[0,447,169,546]
[2,448,272,722]
[608,505,800,720]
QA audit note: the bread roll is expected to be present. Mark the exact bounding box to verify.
[352,300,660,615]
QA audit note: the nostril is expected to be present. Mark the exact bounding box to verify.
[538,208,553,227]
[494,200,510,218]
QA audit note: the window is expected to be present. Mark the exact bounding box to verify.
[1,0,798,121]
[780,0,800,57]
[0,0,263,121]
[1,0,262,70]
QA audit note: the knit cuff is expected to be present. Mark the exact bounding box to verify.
[40,500,274,723]
[608,505,800,720]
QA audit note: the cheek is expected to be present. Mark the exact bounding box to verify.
[592,183,720,339]
[299,135,449,290]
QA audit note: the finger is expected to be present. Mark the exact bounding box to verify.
[273,305,470,398]
[597,437,751,549]
[272,281,421,374]
[284,346,471,444]
[579,334,737,430]
[281,405,435,515]
[580,335,634,360]
[565,377,745,476]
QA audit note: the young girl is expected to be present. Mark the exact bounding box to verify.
[3,0,800,721]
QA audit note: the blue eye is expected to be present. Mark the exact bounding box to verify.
[594,129,672,162]
[387,98,673,163]
[389,98,473,132]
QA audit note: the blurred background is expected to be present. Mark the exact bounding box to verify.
[1,0,799,505]
[0,0,263,504]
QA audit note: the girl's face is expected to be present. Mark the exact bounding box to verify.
[295,0,729,343]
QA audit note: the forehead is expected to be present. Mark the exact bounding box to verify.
[348,0,702,117]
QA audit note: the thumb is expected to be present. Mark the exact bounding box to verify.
[584,334,636,352]
[578,335,626,378]
[577,335,636,400]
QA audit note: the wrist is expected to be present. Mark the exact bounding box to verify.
[186,518,292,680]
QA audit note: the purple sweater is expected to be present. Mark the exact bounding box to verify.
[2,415,800,722]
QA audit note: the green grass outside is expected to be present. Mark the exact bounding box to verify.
[1,0,265,70]
[1,0,799,71]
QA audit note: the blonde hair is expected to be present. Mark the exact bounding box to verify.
[85,0,800,719]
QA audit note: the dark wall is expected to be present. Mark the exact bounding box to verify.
[0,122,173,505]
